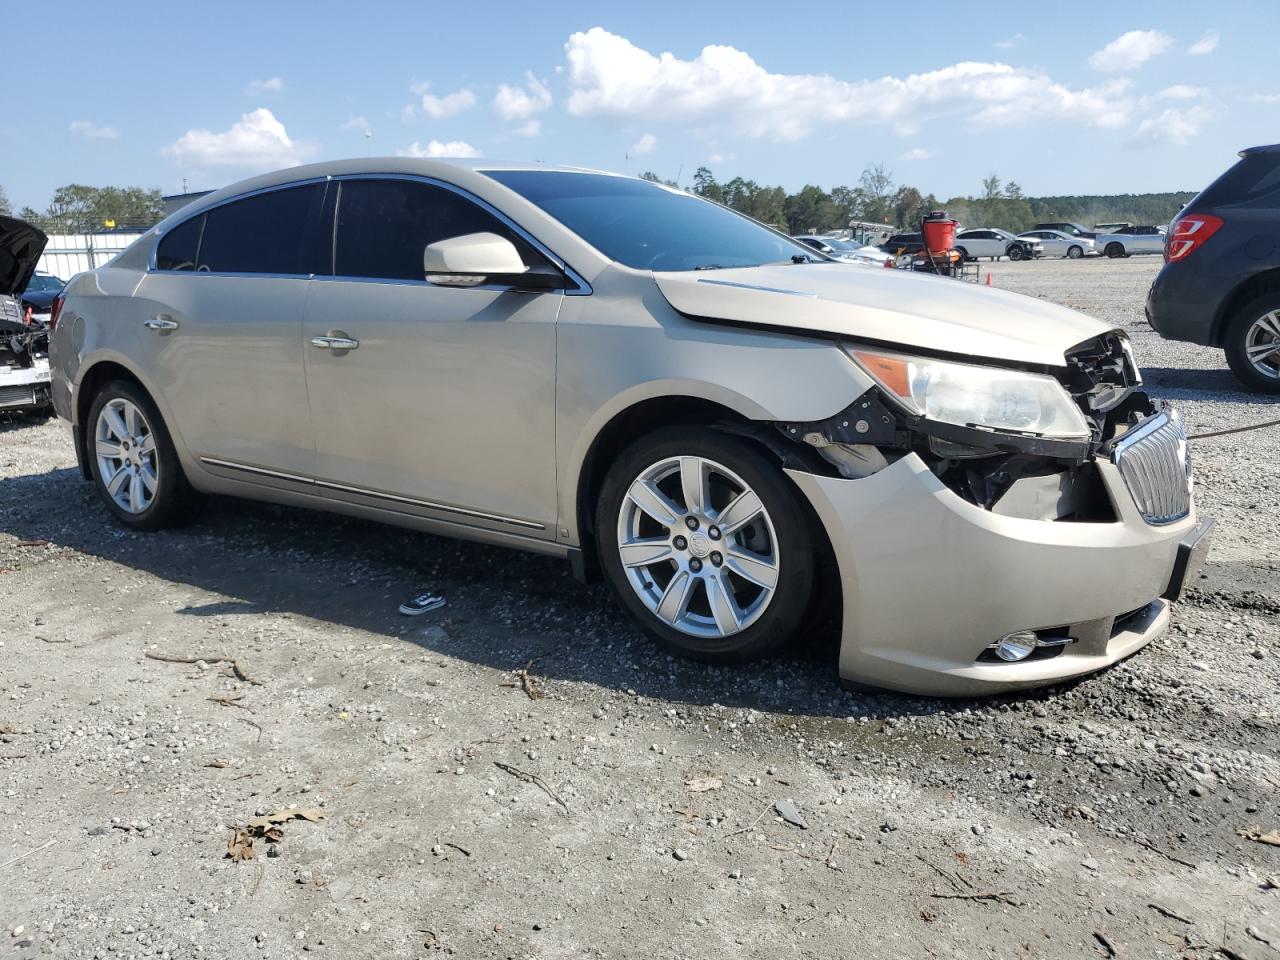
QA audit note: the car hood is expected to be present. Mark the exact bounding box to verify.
[653,262,1114,367]
[0,216,48,296]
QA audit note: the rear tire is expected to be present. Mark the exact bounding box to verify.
[1106,242,1126,258]
[86,379,200,530]
[1224,294,1280,394]
[1067,245,1083,259]
[595,426,816,664]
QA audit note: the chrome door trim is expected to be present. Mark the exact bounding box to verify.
[198,456,544,530]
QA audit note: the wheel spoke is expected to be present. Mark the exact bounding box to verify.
[1257,313,1280,341]
[105,467,130,499]
[102,404,128,441]
[655,570,696,624]
[129,473,145,512]
[678,457,706,515]
[1247,342,1280,361]
[95,439,122,459]
[124,402,143,437]
[705,573,742,635]
[716,489,763,535]
[619,537,673,568]
[627,478,681,528]
[140,464,159,495]
[726,546,779,590]
[138,433,156,456]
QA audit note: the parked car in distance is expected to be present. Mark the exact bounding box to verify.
[1033,221,1097,240]
[953,228,1040,261]
[50,159,1209,696]
[0,216,54,414]
[1093,222,1132,234]
[879,231,925,258]
[1018,230,1094,259]
[1097,225,1166,258]
[1147,143,1280,392]
[794,235,894,266]
[21,272,66,319]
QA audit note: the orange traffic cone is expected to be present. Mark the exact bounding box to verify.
[985,272,993,286]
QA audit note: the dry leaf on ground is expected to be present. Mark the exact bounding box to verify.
[225,807,325,860]
[1239,825,1280,847]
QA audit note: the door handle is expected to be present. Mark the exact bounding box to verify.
[310,335,359,351]
[144,315,179,331]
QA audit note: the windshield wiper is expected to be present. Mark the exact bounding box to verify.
[693,264,726,271]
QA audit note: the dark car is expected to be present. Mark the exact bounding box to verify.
[1146,144,1280,392]
[21,272,66,317]
[879,232,925,256]
[1033,221,1097,240]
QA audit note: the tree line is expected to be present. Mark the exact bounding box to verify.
[1,184,165,233]
[642,165,1195,237]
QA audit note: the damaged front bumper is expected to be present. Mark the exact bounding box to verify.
[787,442,1205,698]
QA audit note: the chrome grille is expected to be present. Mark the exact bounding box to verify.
[1111,410,1192,525]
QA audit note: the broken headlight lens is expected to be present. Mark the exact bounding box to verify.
[846,347,1091,440]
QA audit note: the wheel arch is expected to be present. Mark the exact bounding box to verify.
[569,390,834,584]
[1212,266,1280,347]
[72,356,168,481]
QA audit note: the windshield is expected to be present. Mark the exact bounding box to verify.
[484,170,820,271]
[823,238,860,251]
[23,275,64,293]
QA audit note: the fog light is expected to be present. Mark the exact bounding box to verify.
[993,631,1038,662]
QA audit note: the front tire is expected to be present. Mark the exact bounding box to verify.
[595,426,816,664]
[1067,245,1083,259]
[1224,295,1280,393]
[1007,245,1025,261]
[86,380,199,530]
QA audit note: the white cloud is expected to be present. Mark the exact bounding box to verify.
[629,132,657,156]
[163,108,315,168]
[514,119,542,137]
[994,33,1025,50]
[707,151,735,164]
[1188,31,1220,56]
[1250,92,1280,104]
[245,77,284,96]
[397,139,481,158]
[901,147,934,160]
[414,85,476,119]
[1156,84,1204,100]
[563,28,1135,141]
[400,103,417,123]
[69,120,119,140]
[1130,105,1211,146]
[342,115,371,132]
[493,72,553,121]
[1088,30,1173,71]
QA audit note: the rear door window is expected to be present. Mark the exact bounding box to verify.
[329,178,545,282]
[155,215,203,271]
[196,183,324,275]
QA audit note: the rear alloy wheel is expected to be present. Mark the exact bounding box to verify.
[596,427,815,663]
[1225,296,1280,393]
[1067,245,1084,259]
[87,380,199,529]
[1007,245,1025,261]
[1106,242,1126,258]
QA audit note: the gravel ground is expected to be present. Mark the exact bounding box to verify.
[2,256,1278,960]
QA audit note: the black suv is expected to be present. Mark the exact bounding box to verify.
[1146,144,1280,392]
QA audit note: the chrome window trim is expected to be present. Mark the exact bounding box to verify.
[198,456,545,530]
[147,172,591,294]
[327,173,591,295]
[148,177,330,273]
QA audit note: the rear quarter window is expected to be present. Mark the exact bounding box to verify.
[1196,153,1280,207]
[155,215,203,271]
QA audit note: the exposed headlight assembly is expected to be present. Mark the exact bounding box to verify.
[846,346,1092,441]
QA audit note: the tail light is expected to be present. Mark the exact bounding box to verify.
[1165,214,1223,263]
[49,295,65,331]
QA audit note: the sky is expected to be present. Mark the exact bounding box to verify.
[4,0,1278,212]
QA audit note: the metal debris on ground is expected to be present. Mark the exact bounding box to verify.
[773,798,809,830]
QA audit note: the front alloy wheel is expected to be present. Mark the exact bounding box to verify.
[596,427,815,663]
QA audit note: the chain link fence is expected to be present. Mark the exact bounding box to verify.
[37,232,147,279]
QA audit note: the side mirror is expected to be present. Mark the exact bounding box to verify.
[424,232,562,291]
